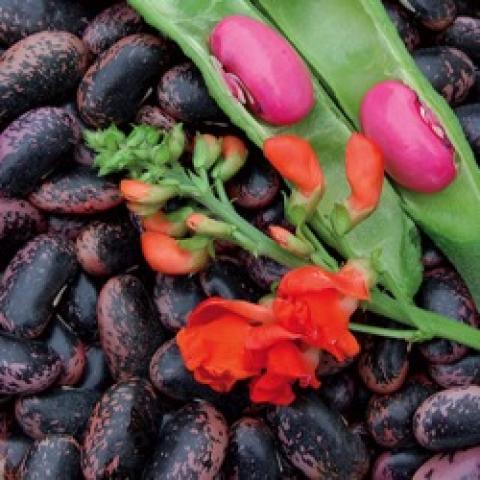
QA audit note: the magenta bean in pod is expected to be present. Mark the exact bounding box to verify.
[97,274,166,381]
[81,378,158,480]
[0,333,62,395]
[143,400,228,480]
[82,2,145,55]
[15,387,100,440]
[413,445,480,479]
[19,435,82,480]
[413,385,480,451]
[29,165,122,215]
[0,235,78,338]
[209,15,314,126]
[371,449,430,480]
[360,80,456,193]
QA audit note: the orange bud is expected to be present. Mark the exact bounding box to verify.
[120,179,177,205]
[222,135,248,159]
[263,135,324,196]
[186,213,234,238]
[214,136,249,181]
[141,232,209,275]
[269,225,313,257]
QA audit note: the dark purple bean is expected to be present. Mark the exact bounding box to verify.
[15,387,100,440]
[241,253,290,291]
[412,445,480,479]
[398,0,457,30]
[226,159,280,210]
[366,378,436,448]
[82,2,145,55]
[29,165,122,215]
[421,237,447,270]
[253,200,288,233]
[153,273,205,332]
[42,318,86,386]
[372,449,430,480]
[47,214,92,241]
[429,354,480,388]
[316,351,354,376]
[75,219,140,277]
[224,417,282,480]
[157,62,224,124]
[0,0,89,45]
[0,107,79,197]
[143,400,228,480]
[135,104,177,130]
[77,34,174,128]
[413,47,475,106]
[0,234,78,338]
[455,0,480,17]
[0,31,88,126]
[58,272,98,342]
[456,103,480,158]
[417,267,479,364]
[76,345,112,392]
[74,143,96,167]
[0,198,46,268]
[443,16,480,63]
[0,333,62,395]
[0,406,12,438]
[383,1,421,51]
[319,371,356,414]
[358,335,409,394]
[413,385,480,450]
[97,275,166,381]
[81,378,158,480]
[19,435,82,480]
[0,431,32,479]
[200,257,263,302]
[267,393,370,480]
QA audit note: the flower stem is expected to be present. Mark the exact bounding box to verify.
[349,322,427,341]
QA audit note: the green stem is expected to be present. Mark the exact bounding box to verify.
[349,322,426,341]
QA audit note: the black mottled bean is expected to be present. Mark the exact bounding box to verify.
[316,351,354,376]
[413,385,480,450]
[384,0,421,52]
[81,378,159,480]
[58,272,99,343]
[413,47,475,106]
[42,318,86,386]
[0,107,79,197]
[47,214,93,241]
[97,275,166,380]
[19,435,82,480]
[143,400,228,480]
[0,234,78,338]
[0,31,88,126]
[82,2,145,55]
[241,253,290,291]
[0,333,62,395]
[0,0,89,45]
[421,237,447,270]
[135,104,177,130]
[75,220,141,277]
[358,336,409,394]
[200,257,263,302]
[367,378,436,448]
[267,393,370,480]
[224,417,282,480]
[417,267,479,364]
[15,387,100,440]
[429,354,480,388]
[443,16,480,63]
[372,449,430,480]
[153,273,205,332]
[78,34,174,128]
[76,345,112,392]
[398,0,457,30]
[157,62,224,124]
[456,103,480,158]
[0,198,46,268]
[319,371,356,414]
[0,431,33,479]
[29,165,122,215]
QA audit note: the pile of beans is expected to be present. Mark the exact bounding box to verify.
[0,0,479,479]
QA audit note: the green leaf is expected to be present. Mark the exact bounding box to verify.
[257,0,480,307]
[127,0,422,298]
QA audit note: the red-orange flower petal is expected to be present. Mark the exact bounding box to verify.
[245,324,301,350]
[263,135,324,196]
[176,315,259,393]
[249,373,296,406]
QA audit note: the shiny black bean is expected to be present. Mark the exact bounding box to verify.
[76,345,112,392]
[443,16,480,63]
[456,103,480,158]
[153,273,205,332]
[0,0,89,45]
[47,214,93,241]
[135,104,177,130]
[0,234,78,338]
[0,431,33,479]
[398,0,457,30]
[157,62,224,124]
[413,47,475,106]
[319,371,356,414]
[241,253,290,291]
[316,351,354,376]
[372,449,430,480]
[384,0,421,51]
[421,237,447,270]
[429,354,480,388]
[417,267,479,364]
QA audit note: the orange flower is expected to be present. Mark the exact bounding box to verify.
[274,261,371,361]
[120,179,177,205]
[263,135,324,197]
